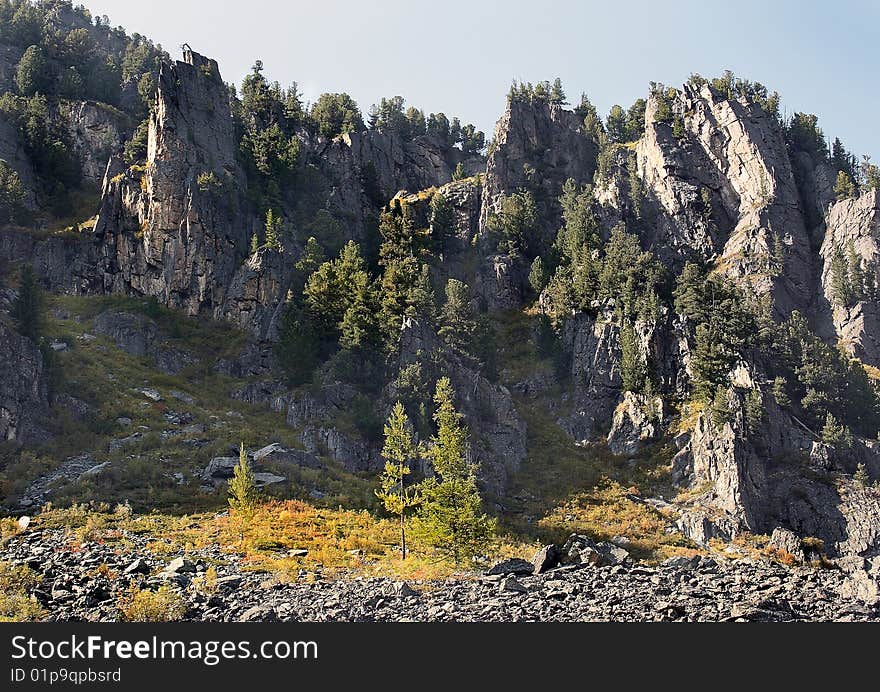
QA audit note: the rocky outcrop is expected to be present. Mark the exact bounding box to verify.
[314,131,482,244]
[474,253,526,310]
[221,247,292,340]
[607,392,664,456]
[0,322,48,444]
[480,99,597,235]
[819,190,880,365]
[673,365,880,562]
[56,101,126,185]
[394,318,527,496]
[93,310,157,357]
[558,313,622,442]
[93,49,250,321]
[636,84,815,316]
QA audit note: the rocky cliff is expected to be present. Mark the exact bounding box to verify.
[636,84,815,317]
[480,99,597,235]
[3,41,880,598]
[92,49,250,322]
[820,190,880,365]
[0,320,47,445]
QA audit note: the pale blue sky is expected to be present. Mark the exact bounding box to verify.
[87,0,879,158]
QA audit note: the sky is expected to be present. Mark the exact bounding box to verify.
[85,0,880,158]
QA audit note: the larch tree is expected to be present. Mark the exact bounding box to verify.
[375,402,421,560]
[414,378,495,564]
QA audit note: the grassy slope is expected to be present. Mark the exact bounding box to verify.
[0,293,377,513]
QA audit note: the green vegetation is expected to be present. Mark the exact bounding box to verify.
[310,92,363,139]
[228,442,261,516]
[412,378,495,564]
[11,264,43,341]
[0,561,45,621]
[375,402,421,559]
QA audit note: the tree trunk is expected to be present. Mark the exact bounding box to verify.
[400,510,407,560]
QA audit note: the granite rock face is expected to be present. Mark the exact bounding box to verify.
[820,190,880,365]
[0,322,48,444]
[480,98,597,236]
[93,48,250,321]
[636,84,815,317]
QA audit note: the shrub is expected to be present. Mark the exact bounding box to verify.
[119,585,186,622]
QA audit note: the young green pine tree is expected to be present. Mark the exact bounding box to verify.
[375,402,421,559]
[228,443,261,517]
[414,378,495,564]
[264,208,282,250]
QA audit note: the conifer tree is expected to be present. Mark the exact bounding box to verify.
[11,264,43,342]
[620,320,646,393]
[228,443,261,519]
[772,376,791,408]
[529,256,549,295]
[834,170,857,201]
[414,378,495,564]
[429,192,454,251]
[249,233,259,254]
[829,247,852,306]
[375,402,421,559]
[264,208,282,250]
[438,279,476,354]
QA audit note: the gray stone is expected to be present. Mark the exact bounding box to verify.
[166,557,196,574]
[497,575,528,594]
[123,558,150,575]
[768,528,805,563]
[486,558,535,576]
[531,544,559,574]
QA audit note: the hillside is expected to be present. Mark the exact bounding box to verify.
[1,0,880,621]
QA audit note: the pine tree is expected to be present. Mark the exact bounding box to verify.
[744,387,764,434]
[414,378,495,564]
[264,208,282,250]
[854,463,870,487]
[710,385,731,427]
[529,256,549,295]
[339,272,379,350]
[772,376,791,408]
[438,279,476,354]
[295,237,326,281]
[452,162,465,181]
[829,247,852,306]
[847,243,866,302]
[375,402,422,559]
[834,170,857,201]
[275,302,319,385]
[11,264,43,342]
[429,192,454,251]
[820,412,852,448]
[549,77,567,105]
[620,320,646,393]
[228,443,261,517]
[249,233,259,254]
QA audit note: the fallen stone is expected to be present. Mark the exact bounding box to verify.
[486,558,535,576]
[531,544,559,574]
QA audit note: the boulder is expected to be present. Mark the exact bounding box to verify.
[531,544,560,574]
[497,575,528,594]
[768,527,805,563]
[486,558,535,576]
[93,311,157,357]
